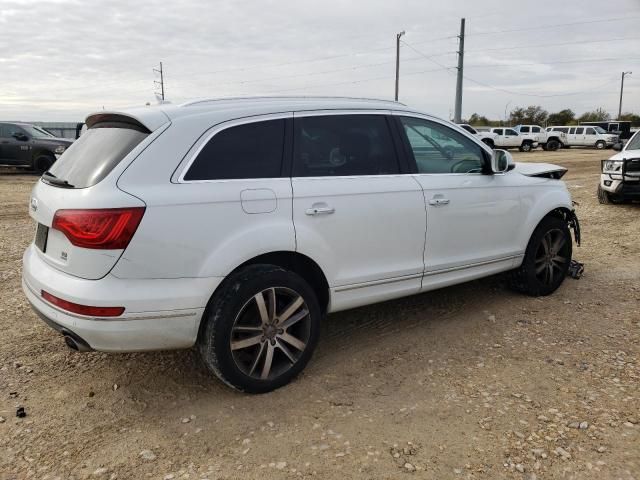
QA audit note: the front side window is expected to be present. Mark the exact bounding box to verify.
[626,131,640,150]
[594,126,607,134]
[586,128,596,135]
[293,115,398,177]
[400,117,486,174]
[185,119,285,181]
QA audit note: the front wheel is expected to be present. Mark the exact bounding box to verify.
[519,142,532,152]
[33,154,55,174]
[595,140,606,150]
[546,139,560,151]
[198,265,321,393]
[509,216,572,296]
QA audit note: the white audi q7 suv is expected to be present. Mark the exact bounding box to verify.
[22,97,580,392]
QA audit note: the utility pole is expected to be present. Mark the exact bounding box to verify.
[154,61,165,101]
[618,71,632,119]
[395,31,405,101]
[454,18,465,123]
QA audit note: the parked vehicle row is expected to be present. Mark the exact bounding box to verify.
[22,96,580,392]
[0,122,73,172]
[546,125,618,149]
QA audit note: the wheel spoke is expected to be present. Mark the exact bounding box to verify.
[231,335,263,351]
[548,263,554,284]
[551,234,566,254]
[279,332,306,351]
[278,295,304,323]
[535,262,547,274]
[278,308,309,330]
[261,343,275,379]
[233,326,262,333]
[552,255,567,264]
[276,338,297,364]
[541,234,551,255]
[266,288,276,323]
[248,342,266,376]
[254,292,270,325]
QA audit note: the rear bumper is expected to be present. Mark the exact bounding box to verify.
[22,245,222,352]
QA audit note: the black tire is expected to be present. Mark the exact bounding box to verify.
[33,154,55,174]
[482,139,495,149]
[519,142,532,152]
[509,216,572,296]
[546,139,560,151]
[597,184,623,204]
[595,140,606,150]
[198,264,321,393]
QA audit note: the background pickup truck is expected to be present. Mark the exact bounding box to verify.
[457,124,498,149]
[513,125,567,151]
[487,127,538,152]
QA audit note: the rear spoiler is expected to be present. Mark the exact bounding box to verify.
[85,107,170,132]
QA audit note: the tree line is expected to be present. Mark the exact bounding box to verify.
[464,106,640,127]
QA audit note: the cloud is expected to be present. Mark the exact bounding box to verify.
[0,0,638,121]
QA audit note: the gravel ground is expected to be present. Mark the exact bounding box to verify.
[0,149,638,480]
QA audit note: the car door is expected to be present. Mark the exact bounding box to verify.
[291,112,426,302]
[567,127,577,146]
[585,127,597,146]
[394,114,522,274]
[492,128,504,147]
[505,128,520,147]
[2,124,31,165]
[574,127,586,146]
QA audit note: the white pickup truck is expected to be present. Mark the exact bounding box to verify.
[513,125,567,151]
[487,127,538,152]
[546,126,618,149]
[458,124,498,149]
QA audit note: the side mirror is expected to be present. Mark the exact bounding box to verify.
[612,142,623,151]
[491,149,513,173]
[12,132,28,141]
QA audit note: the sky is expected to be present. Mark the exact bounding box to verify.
[1,0,639,122]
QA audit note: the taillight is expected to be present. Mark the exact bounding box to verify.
[52,207,145,250]
[41,290,125,317]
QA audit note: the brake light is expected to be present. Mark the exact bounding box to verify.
[41,290,125,317]
[52,207,145,249]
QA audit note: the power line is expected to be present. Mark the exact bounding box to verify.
[465,56,640,69]
[462,75,620,98]
[466,15,640,37]
[465,35,640,53]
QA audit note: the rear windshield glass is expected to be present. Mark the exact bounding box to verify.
[47,123,149,188]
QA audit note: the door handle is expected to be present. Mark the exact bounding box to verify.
[305,205,335,216]
[429,198,450,206]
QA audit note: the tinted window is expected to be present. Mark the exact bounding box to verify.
[400,117,485,174]
[185,119,285,181]
[576,127,584,134]
[505,129,518,135]
[460,125,476,134]
[1,124,26,137]
[293,115,398,177]
[520,126,530,133]
[48,123,148,188]
[494,128,503,135]
[586,128,596,135]
[532,126,541,133]
[569,128,576,134]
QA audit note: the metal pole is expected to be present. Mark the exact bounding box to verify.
[618,71,631,119]
[395,31,405,101]
[454,18,465,123]
[159,62,165,101]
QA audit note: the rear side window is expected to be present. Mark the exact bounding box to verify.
[576,127,584,134]
[532,126,541,133]
[493,129,503,135]
[48,122,149,188]
[505,129,518,135]
[293,115,399,177]
[520,126,530,133]
[184,119,285,181]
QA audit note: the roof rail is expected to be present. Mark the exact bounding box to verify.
[180,96,405,107]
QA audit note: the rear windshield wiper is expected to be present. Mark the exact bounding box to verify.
[42,171,75,189]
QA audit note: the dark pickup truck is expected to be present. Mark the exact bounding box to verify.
[0,122,73,173]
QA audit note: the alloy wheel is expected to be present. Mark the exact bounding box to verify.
[230,287,311,380]
[534,229,569,286]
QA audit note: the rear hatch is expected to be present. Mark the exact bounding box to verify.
[29,115,154,280]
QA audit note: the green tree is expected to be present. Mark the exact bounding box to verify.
[509,105,548,125]
[468,113,490,125]
[618,112,640,126]
[578,108,611,122]
[547,109,575,125]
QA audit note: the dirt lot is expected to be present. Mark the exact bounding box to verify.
[0,149,638,480]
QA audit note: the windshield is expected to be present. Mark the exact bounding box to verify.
[21,125,56,138]
[626,131,640,150]
[593,126,607,134]
[46,123,149,188]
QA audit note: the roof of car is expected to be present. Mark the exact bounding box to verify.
[86,96,414,131]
